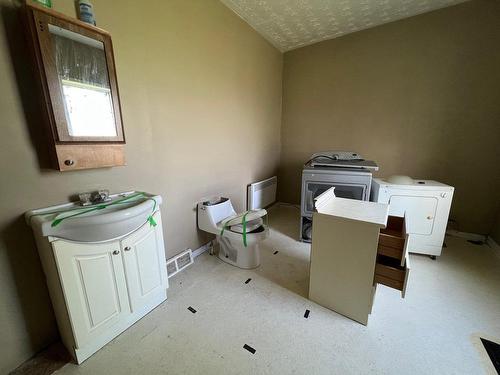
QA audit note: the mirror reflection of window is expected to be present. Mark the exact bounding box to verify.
[49,24,117,137]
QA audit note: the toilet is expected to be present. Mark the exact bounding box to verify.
[197,197,269,269]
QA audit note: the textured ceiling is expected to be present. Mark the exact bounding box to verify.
[220,0,468,51]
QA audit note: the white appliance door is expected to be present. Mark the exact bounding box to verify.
[389,196,438,235]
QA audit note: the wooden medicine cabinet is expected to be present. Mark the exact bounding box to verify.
[24,1,125,171]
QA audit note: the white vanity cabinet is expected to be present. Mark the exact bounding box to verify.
[26,193,168,364]
[309,188,411,325]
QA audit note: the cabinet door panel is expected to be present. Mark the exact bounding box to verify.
[53,240,129,348]
[132,230,163,296]
[77,254,122,327]
[122,212,167,313]
[388,196,437,235]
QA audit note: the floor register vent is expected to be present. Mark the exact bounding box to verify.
[166,249,193,278]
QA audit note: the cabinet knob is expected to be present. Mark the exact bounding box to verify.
[427,216,433,220]
[112,250,120,255]
[64,159,75,166]
[124,246,131,251]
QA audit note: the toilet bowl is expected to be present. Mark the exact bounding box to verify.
[197,197,269,269]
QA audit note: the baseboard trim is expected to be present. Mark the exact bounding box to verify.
[192,241,213,258]
[274,201,300,209]
[446,229,486,242]
[486,236,500,251]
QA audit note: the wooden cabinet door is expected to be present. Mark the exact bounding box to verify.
[53,240,130,348]
[121,212,168,313]
[24,3,126,171]
[29,5,125,143]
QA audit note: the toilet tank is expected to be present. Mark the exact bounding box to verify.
[197,198,236,234]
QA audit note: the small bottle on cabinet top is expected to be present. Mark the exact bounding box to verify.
[78,0,96,25]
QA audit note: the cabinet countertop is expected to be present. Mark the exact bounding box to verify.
[316,196,389,227]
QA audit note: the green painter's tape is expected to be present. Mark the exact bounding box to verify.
[220,211,251,247]
[51,218,63,227]
[50,204,108,227]
[242,211,249,247]
[147,197,157,227]
[49,192,158,228]
[148,215,157,227]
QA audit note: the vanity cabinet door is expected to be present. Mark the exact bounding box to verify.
[121,212,168,313]
[52,240,130,348]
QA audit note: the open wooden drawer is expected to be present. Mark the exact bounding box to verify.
[377,215,408,266]
[374,215,410,297]
[374,255,410,297]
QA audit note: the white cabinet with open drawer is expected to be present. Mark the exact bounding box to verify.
[309,187,410,325]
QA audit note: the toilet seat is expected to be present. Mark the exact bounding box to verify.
[228,218,263,234]
[221,209,267,227]
[219,209,266,234]
[197,199,269,269]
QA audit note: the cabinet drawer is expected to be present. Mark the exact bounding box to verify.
[55,145,126,171]
[377,215,407,265]
[374,254,410,298]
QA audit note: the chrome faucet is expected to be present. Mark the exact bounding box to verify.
[79,190,111,206]
[91,190,111,204]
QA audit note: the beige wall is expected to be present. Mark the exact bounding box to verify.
[0,0,282,371]
[279,0,500,235]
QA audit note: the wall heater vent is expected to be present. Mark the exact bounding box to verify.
[166,249,193,278]
[247,176,277,210]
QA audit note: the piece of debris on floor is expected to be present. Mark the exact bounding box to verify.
[243,344,256,354]
[245,278,252,284]
[187,306,197,313]
[273,250,279,255]
[481,337,500,373]
[304,309,310,318]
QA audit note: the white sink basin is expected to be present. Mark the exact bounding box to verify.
[26,191,162,242]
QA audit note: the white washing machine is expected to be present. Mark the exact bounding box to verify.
[371,178,454,258]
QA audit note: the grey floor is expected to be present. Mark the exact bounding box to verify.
[53,205,499,375]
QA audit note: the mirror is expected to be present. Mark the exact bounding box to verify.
[50,25,117,137]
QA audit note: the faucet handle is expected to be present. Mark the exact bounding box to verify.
[78,192,92,206]
[98,189,110,201]
[90,190,111,203]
